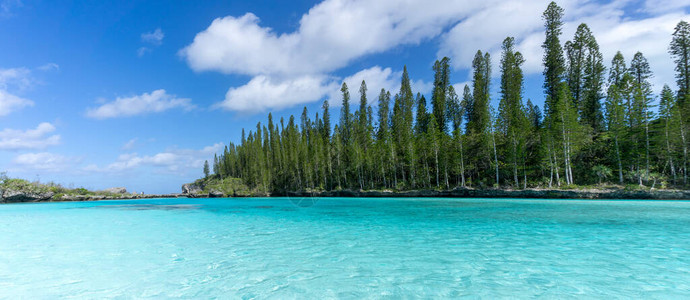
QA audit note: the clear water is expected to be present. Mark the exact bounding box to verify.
[1,197,689,298]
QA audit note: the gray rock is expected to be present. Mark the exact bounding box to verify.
[181,183,203,194]
[2,189,54,203]
[209,190,224,198]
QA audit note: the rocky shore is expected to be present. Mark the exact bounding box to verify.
[0,188,185,204]
[4,186,690,204]
[278,188,690,200]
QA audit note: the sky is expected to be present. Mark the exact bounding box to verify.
[1,0,689,194]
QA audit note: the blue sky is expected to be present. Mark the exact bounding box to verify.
[1,0,689,193]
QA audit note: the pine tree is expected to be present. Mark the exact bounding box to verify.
[542,1,566,111]
[565,23,605,131]
[432,57,451,134]
[448,85,466,187]
[203,160,210,178]
[542,1,566,186]
[376,89,393,188]
[671,20,690,110]
[629,52,655,183]
[659,85,680,184]
[670,20,690,184]
[605,74,626,184]
[466,51,492,186]
[321,100,332,188]
[498,36,528,188]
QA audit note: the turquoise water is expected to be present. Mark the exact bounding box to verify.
[1,198,689,298]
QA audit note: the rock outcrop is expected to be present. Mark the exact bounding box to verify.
[1,189,54,203]
[208,190,224,198]
[181,183,203,195]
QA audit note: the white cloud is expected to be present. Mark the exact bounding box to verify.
[183,0,690,113]
[84,143,224,174]
[86,89,194,119]
[0,122,60,150]
[0,67,31,90]
[215,66,431,112]
[180,1,483,76]
[0,89,33,116]
[141,28,164,45]
[327,66,432,106]
[217,75,338,113]
[0,67,34,115]
[12,152,79,172]
[641,0,690,14]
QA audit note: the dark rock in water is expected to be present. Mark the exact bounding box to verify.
[209,190,224,198]
[59,194,90,202]
[103,187,127,194]
[1,189,54,203]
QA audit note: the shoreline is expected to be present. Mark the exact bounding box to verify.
[3,188,690,204]
[281,188,690,200]
[190,187,690,200]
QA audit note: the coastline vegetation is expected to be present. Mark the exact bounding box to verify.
[200,2,690,194]
[0,172,131,201]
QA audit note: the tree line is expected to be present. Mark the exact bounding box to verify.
[204,2,690,192]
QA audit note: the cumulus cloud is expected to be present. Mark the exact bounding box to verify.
[0,67,34,115]
[12,152,79,172]
[326,66,432,106]
[86,89,194,119]
[217,75,338,113]
[180,1,480,77]
[0,90,33,116]
[84,143,223,174]
[183,0,690,113]
[179,0,483,112]
[0,122,59,150]
[214,66,431,112]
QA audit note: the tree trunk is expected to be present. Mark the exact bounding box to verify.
[665,121,677,184]
[645,110,650,181]
[492,132,499,186]
[615,136,623,184]
[434,147,440,189]
[513,136,519,188]
[460,137,466,187]
[680,116,688,185]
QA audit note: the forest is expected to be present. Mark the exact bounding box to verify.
[202,2,690,193]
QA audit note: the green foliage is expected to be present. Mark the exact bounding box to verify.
[203,160,210,178]
[592,165,612,184]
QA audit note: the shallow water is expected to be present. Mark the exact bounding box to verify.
[1,197,689,298]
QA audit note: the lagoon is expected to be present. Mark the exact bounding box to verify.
[1,197,689,298]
